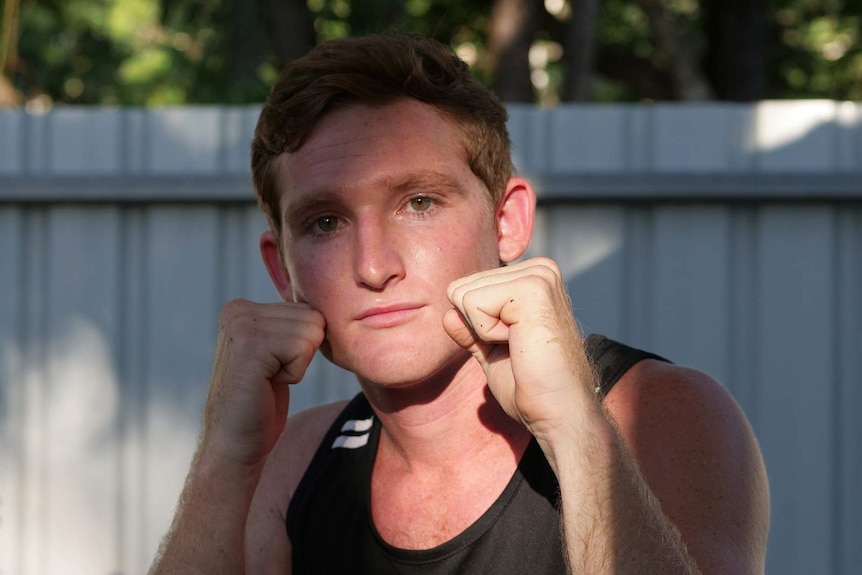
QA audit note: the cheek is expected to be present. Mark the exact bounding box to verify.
[286,251,349,308]
[425,216,500,273]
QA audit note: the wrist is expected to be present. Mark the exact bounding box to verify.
[151,440,265,574]
[529,391,619,479]
[193,437,268,491]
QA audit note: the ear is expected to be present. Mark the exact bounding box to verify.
[260,230,295,302]
[496,177,536,263]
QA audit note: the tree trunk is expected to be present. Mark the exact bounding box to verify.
[634,0,713,100]
[561,0,601,101]
[703,0,766,100]
[0,73,22,107]
[594,46,674,100]
[266,0,316,66]
[1,0,20,83]
[350,0,406,34]
[225,0,268,96]
[488,0,539,102]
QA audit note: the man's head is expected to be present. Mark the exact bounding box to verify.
[251,32,515,244]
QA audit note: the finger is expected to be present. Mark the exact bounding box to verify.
[218,310,325,386]
[253,302,326,328]
[274,336,321,384]
[442,307,478,349]
[447,258,562,306]
[455,288,511,343]
[234,315,326,346]
[270,369,294,424]
[442,308,493,371]
[447,257,561,295]
[220,299,325,331]
[453,273,564,343]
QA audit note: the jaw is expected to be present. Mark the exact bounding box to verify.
[356,348,493,427]
[321,317,472,391]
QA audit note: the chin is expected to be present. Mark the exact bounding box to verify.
[323,335,470,389]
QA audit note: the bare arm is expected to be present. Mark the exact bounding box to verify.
[149,299,325,574]
[244,401,347,574]
[445,257,769,574]
[603,360,770,573]
[534,372,700,574]
[149,445,264,574]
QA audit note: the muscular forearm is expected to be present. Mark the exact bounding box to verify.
[149,446,263,575]
[150,299,324,573]
[539,402,699,575]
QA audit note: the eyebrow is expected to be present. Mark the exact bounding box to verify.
[282,170,472,226]
[388,170,471,196]
[283,192,340,229]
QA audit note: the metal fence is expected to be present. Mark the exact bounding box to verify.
[0,102,860,574]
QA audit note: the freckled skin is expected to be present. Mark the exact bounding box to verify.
[275,100,502,389]
[152,96,769,575]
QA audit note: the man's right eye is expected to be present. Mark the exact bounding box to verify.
[315,216,338,233]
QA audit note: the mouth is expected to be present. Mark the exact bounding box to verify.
[355,303,426,328]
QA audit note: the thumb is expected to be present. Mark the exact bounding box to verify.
[443,307,476,348]
[443,308,491,368]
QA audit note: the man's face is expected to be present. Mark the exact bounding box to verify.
[274,99,506,387]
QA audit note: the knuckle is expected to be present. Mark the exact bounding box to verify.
[523,274,552,293]
[307,308,327,328]
[309,323,327,346]
[282,341,316,382]
[523,263,563,296]
[295,338,318,362]
[533,257,561,278]
[460,288,480,311]
[220,302,263,340]
[449,284,467,306]
[220,298,251,326]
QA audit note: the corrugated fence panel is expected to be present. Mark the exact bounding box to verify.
[836,207,862,573]
[726,207,759,413]
[0,113,23,174]
[756,101,843,172]
[651,205,732,381]
[549,205,628,340]
[0,207,23,575]
[756,206,837,573]
[0,103,861,575]
[49,109,124,174]
[148,109,224,174]
[652,104,755,172]
[20,207,49,575]
[44,207,123,574]
[116,207,149,575]
[142,206,222,562]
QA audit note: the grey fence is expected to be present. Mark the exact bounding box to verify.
[0,102,860,575]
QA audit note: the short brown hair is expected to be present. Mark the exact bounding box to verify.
[250,32,514,241]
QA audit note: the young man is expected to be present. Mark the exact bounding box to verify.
[150,34,769,574]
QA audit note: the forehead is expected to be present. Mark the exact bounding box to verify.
[274,99,478,206]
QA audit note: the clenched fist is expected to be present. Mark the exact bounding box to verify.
[201,298,325,468]
[442,257,598,444]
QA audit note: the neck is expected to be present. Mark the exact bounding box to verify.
[359,356,531,470]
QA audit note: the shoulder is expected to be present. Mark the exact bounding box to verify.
[257,398,350,505]
[603,359,759,470]
[604,359,743,435]
[604,359,770,574]
[278,400,352,493]
[245,399,350,573]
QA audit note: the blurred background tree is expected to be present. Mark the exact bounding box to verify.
[1,0,860,108]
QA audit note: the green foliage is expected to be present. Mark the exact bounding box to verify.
[9,0,274,105]
[3,0,861,105]
[769,0,862,99]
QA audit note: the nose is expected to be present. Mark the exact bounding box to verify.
[353,214,405,290]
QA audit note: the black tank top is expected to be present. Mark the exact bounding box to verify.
[286,334,667,574]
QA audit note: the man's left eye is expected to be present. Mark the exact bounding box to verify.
[409,197,433,211]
